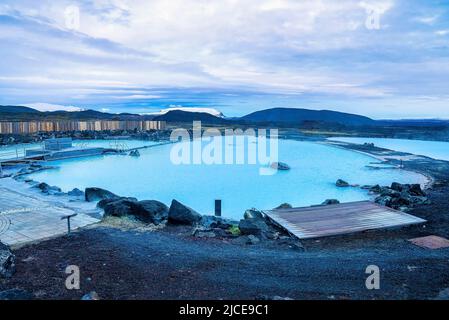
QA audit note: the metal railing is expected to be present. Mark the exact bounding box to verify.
[109,141,129,152]
[0,144,44,161]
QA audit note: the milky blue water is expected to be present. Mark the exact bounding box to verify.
[28,139,425,220]
[328,137,449,161]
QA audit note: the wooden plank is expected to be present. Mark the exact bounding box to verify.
[272,207,389,224]
[263,201,426,240]
[268,210,423,234]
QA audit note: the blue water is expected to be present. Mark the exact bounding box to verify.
[328,137,449,161]
[28,139,424,220]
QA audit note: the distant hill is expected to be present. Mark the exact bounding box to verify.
[240,108,375,126]
[153,110,228,124]
[0,105,228,123]
[152,107,224,118]
[41,109,146,121]
[3,105,447,129]
[0,105,146,121]
[0,105,40,114]
[0,105,46,121]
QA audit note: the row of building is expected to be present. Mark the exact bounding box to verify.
[0,120,166,135]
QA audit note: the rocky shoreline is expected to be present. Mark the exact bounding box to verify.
[334,178,430,211]
[323,139,434,186]
[0,129,173,147]
[4,165,308,249]
[84,187,304,249]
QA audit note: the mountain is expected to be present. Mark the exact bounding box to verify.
[153,110,228,124]
[240,108,375,126]
[0,105,45,121]
[5,105,445,128]
[0,105,228,123]
[42,109,135,120]
[0,105,41,113]
[0,105,144,121]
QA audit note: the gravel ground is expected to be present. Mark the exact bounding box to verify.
[1,217,449,300]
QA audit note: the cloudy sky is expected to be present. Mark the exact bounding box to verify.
[0,0,448,118]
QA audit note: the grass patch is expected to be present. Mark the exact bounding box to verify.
[101,216,165,232]
[228,225,241,236]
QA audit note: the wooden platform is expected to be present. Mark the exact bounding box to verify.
[0,187,99,246]
[263,201,426,240]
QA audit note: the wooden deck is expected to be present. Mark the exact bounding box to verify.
[263,201,426,240]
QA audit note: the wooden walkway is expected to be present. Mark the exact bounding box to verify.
[0,187,99,246]
[263,201,426,240]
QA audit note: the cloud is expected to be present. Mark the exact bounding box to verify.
[112,94,162,100]
[0,0,448,118]
[435,30,449,36]
[414,15,439,25]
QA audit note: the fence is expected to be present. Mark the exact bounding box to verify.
[0,144,44,161]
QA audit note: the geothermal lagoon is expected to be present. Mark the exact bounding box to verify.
[28,139,425,220]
